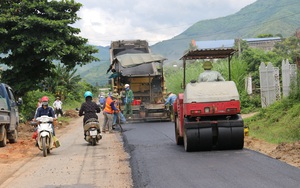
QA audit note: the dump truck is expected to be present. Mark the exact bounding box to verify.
[174,48,244,151]
[109,40,171,122]
[0,83,22,147]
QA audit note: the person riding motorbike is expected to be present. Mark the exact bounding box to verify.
[79,91,101,139]
[33,96,56,136]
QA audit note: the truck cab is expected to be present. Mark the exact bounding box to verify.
[0,83,22,147]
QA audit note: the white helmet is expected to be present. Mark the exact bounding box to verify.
[125,84,130,88]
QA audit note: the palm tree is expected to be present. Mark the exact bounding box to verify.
[43,64,81,99]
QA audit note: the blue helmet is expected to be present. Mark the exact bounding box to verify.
[84,91,93,99]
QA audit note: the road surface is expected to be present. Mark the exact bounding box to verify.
[122,121,300,188]
[0,116,132,188]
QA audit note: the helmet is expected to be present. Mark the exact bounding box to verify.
[41,96,49,106]
[41,96,49,102]
[84,91,93,99]
[202,61,213,70]
[124,84,130,88]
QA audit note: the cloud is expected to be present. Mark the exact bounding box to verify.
[74,0,257,46]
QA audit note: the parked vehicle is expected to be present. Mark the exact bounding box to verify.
[109,39,170,122]
[174,48,244,152]
[0,83,22,147]
[83,118,102,146]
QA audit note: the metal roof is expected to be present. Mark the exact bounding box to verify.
[195,39,235,49]
[244,37,281,42]
[180,48,236,60]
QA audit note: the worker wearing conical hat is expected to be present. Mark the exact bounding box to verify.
[198,61,225,82]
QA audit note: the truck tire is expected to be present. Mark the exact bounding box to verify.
[0,127,7,147]
[175,116,183,145]
[9,129,18,143]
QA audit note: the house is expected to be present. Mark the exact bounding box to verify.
[193,37,281,51]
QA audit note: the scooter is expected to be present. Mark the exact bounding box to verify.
[33,115,55,157]
[84,118,102,146]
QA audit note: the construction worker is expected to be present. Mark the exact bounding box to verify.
[198,61,225,82]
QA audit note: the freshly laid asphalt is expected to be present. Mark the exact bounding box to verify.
[121,121,300,188]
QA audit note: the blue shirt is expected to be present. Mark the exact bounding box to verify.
[165,94,177,106]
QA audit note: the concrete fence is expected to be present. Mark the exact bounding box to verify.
[259,59,297,107]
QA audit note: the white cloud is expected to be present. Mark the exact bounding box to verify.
[74,0,257,46]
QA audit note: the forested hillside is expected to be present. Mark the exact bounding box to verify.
[76,46,110,86]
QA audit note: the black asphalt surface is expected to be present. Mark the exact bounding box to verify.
[121,121,300,188]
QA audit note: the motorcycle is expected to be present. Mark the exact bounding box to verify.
[84,118,102,146]
[32,115,55,157]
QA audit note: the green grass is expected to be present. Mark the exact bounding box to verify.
[244,99,300,144]
[57,116,72,126]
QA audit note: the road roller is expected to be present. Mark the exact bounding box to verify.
[174,48,244,152]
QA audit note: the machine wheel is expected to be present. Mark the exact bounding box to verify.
[175,116,183,145]
[91,138,96,146]
[183,129,198,152]
[0,127,7,147]
[184,127,213,152]
[42,137,47,157]
[9,129,18,143]
[218,127,244,150]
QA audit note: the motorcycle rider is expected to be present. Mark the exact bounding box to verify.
[33,96,56,136]
[79,91,101,139]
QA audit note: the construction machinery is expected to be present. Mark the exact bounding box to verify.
[109,40,171,122]
[174,48,244,151]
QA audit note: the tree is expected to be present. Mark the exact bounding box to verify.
[273,36,300,67]
[43,64,81,100]
[0,0,99,95]
[240,48,281,88]
[256,34,274,38]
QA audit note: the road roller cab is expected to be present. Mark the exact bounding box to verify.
[174,48,244,152]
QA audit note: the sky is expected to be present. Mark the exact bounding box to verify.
[73,0,257,47]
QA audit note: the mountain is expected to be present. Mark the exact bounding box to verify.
[76,46,110,86]
[78,0,300,85]
[151,0,300,62]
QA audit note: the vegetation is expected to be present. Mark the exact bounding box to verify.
[0,0,104,122]
[245,96,300,143]
[20,80,97,121]
[0,0,99,96]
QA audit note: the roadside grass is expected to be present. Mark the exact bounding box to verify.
[56,100,82,125]
[63,99,82,110]
[57,116,71,126]
[244,99,300,144]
